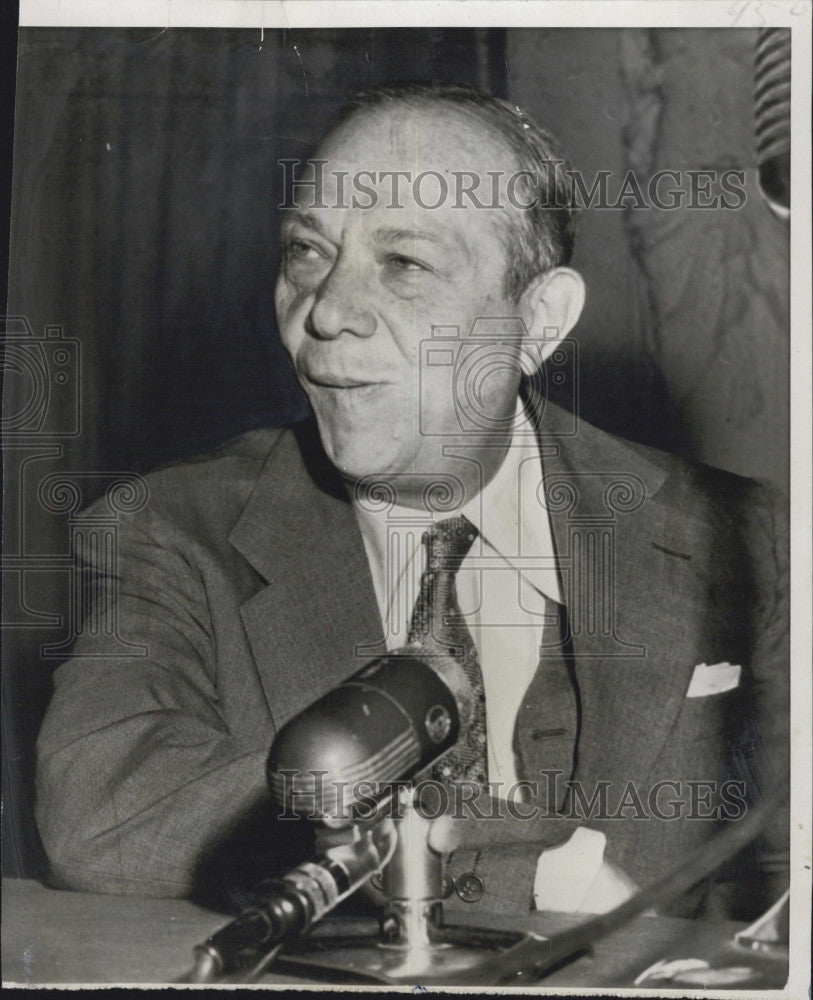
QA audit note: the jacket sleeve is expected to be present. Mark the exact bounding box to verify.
[35,507,277,899]
[737,477,790,905]
[441,806,585,915]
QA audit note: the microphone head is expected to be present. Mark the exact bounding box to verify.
[266,651,468,818]
[755,27,791,216]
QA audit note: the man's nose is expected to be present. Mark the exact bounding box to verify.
[306,258,376,340]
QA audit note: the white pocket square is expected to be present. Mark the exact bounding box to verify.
[686,662,741,698]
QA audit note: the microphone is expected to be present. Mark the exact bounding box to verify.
[755,27,791,217]
[187,650,470,981]
[188,816,398,982]
[267,651,473,819]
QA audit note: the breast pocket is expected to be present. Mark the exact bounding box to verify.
[675,685,748,745]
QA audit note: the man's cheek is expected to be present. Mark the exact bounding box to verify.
[273,273,292,310]
[276,304,311,359]
[277,325,301,362]
[275,276,311,319]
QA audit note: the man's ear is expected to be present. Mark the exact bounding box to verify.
[521,267,586,364]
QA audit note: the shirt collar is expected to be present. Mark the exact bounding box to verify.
[352,398,563,605]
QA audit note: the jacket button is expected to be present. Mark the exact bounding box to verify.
[441,874,456,899]
[531,727,568,741]
[456,872,485,903]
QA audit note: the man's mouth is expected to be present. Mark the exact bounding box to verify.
[303,372,390,390]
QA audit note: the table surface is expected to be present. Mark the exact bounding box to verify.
[0,877,782,988]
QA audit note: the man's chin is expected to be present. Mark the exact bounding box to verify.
[320,443,463,512]
[319,436,404,486]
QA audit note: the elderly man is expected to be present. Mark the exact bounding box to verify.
[36,84,788,921]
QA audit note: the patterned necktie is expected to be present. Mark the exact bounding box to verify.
[407,514,488,786]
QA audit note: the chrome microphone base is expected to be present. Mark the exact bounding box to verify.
[273,918,529,986]
[269,789,536,986]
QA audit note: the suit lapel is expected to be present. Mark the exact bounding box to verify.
[229,422,385,730]
[522,391,716,799]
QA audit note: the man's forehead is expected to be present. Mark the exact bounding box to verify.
[280,102,522,254]
[315,102,516,176]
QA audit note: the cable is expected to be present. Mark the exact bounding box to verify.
[472,778,790,985]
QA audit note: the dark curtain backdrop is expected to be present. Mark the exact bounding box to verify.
[8,28,510,471]
[3,27,788,878]
[3,26,510,879]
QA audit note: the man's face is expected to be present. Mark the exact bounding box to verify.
[275,104,529,493]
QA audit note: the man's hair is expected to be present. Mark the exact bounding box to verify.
[335,83,579,302]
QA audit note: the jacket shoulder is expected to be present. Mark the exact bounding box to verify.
[601,423,786,516]
[91,426,293,537]
[565,409,787,553]
[149,426,286,477]
[611,428,788,589]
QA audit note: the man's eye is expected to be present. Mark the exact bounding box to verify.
[283,239,322,261]
[387,255,428,273]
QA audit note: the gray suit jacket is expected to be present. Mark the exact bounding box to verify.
[35,398,789,919]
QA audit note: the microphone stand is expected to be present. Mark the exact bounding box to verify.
[186,780,789,986]
[184,785,531,984]
[273,785,533,984]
